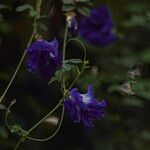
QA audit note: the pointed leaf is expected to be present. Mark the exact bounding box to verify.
[16,4,33,12]
[48,77,57,85]
[77,6,91,17]
[62,5,75,12]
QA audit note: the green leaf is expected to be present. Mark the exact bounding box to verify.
[0,104,6,110]
[10,125,28,137]
[77,6,91,16]
[62,5,75,12]
[16,4,38,17]
[62,0,75,4]
[63,64,73,71]
[11,124,21,133]
[48,77,57,85]
[29,9,38,17]
[55,70,65,83]
[16,4,33,12]
[38,23,48,31]
[65,59,83,64]
[131,80,150,100]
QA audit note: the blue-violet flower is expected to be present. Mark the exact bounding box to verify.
[66,12,78,37]
[27,39,62,78]
[64,85,107,128]
[79,6,117,47]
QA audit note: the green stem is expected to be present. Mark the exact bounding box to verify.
[11,12,87,147]
[62,22,68,66]
[5,99,16,130]
[66,38,87,62]
[11,1,42,150]
[68,64,85,91]
[14,139,22,150]
[66,38,88,90]
[24,19,69,142]
[0,12,39,104]
[27,98,63,134]
[62,21,68,92]
[26,106,64,142]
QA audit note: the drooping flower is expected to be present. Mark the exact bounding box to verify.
[27,39,62,78]
[79,6,117,47]
[66,12,78,37]
[64,85,107,128]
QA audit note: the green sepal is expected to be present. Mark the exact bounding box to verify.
[77,6,91,17]
[62,5,75,12]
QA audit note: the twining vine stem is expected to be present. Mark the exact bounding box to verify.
[14,139,22,150]
[24,20,70,142]
[3,1,88,149]
[27,98,64,134]
[12,18,69,150]
[62,21,69,93]
[12,0,42,149]
[13,35,88,144]
[27,106,65,142]
[0,0,42,103]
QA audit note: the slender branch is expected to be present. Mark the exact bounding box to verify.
[5,99,16,130]
[24,18,69,142]
[66,38,88,91]
[66,38,87,62]
[10,9,88,148]
[62,21,68,92]
[0,0,41,103]
[11,1,43,149]
[62,22,68,66]
[27,98,63,134]
[26,106,64,142]
[14,139,22,150]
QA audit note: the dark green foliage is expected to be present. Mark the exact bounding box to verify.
[62,0,91,16]
[0,0,150,150]
[16,4,38,17]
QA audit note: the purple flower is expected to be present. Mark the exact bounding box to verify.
[67,14,78,37]
[64,85,107,128]
[27,39,62,78]
[79,6,117,47]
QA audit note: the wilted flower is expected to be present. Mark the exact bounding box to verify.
[79,6,117,47]
[44,116,59,126]
[64,85,106,128]
[27,39,62,78]
[128,68,141,79]
[66,12,78,37]
[120,82,135,95]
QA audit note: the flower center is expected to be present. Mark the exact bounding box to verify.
[81,94,91,104]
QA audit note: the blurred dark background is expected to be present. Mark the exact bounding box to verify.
[0,0,150,150]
